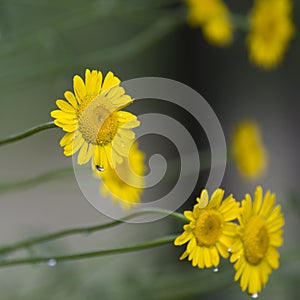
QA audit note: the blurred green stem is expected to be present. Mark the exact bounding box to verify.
[0,234,177,268]
[0,209,186,256]
[0,121,56,146]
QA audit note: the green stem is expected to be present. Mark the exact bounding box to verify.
[0,121,56,146]
[0,234,177,268]
[0,166,73,194]
[0,209,186,256]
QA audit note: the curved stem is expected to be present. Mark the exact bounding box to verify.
[0,235,177,268]
[0,121,56,146]
[0,209,186,256]
[0,166,74,194]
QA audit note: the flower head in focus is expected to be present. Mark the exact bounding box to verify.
[230,186,284,296]
[186,0,233,46]
[174,189,240,268]
[232,121,268,179]
[96,142,146,210]
[247,0,295,69]
[50,69,140,170]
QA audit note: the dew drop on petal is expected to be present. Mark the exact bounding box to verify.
[96,165,104,172]
[228,248,232,253]
[47,259,57,267]
[213,267,218,273]
[250,293,259,299]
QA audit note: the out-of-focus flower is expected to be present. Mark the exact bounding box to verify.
[97,142,146,210]
[247,0,295,69]
[232,121,268,179]
[50,69,139,170]
[174,189,240,268]
[186,0,233,46]
[230,186,284,296]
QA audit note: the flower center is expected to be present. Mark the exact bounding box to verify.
[194,209,223,247]
[78,94,119,145]
[243,216,269,265]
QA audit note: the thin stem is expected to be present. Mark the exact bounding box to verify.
[0,121,56,146]
[0,209,186,256]
[0,234,177,268]
[0,150,215,194]
[0,166,73,194]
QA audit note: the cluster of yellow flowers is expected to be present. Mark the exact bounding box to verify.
[175,186,284,296]
[51,69,145,209]
[185,0,295,69]
[50,69,283,296]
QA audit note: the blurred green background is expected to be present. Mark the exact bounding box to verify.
[0,0,299,299]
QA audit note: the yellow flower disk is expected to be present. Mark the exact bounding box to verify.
[230,186,284,295]
[247,0,295,69]
[50,69,140,170]
[174,189,240,268]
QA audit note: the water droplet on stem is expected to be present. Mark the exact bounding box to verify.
[47,259,57,267]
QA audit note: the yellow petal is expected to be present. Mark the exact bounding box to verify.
[117,111,137,123]
[77,141,89,165]
[106,86,125,101]
[198,189,209,208]
[73,75,86,103]
[203,247,212,267]
[112,95,133,109]
[60,132,74,147]
[64,91,78,109]
[118,128,135,140]
[174,231,191,246]
[208,188,224,208]
[253,185,263,214]
[211,246,220,266]
[101,71,120,93]
[56,100,76,113]
[51,110,75,120]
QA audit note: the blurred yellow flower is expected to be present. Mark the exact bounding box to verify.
[232,121,267,179]
[50,69,140,170]
[230,186,284,296]
[97,142,146,210]
[247,0,295,69]
[174,189,240,268]
[186,0,233,46]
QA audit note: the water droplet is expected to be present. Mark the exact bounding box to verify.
[47,259,57,267]
[121,142,125,148]
[213,267,218,273]
[228,248,232,253]
[96,165,104,172]
[250,293,258,299]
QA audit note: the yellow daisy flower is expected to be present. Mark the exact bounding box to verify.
[97,142,146,210]
[230,186,284,296]
[232,121,268,179]
[50,69,140,170]
[186,0,233,46]
[247,0,295,69]
[174,189,240,268]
